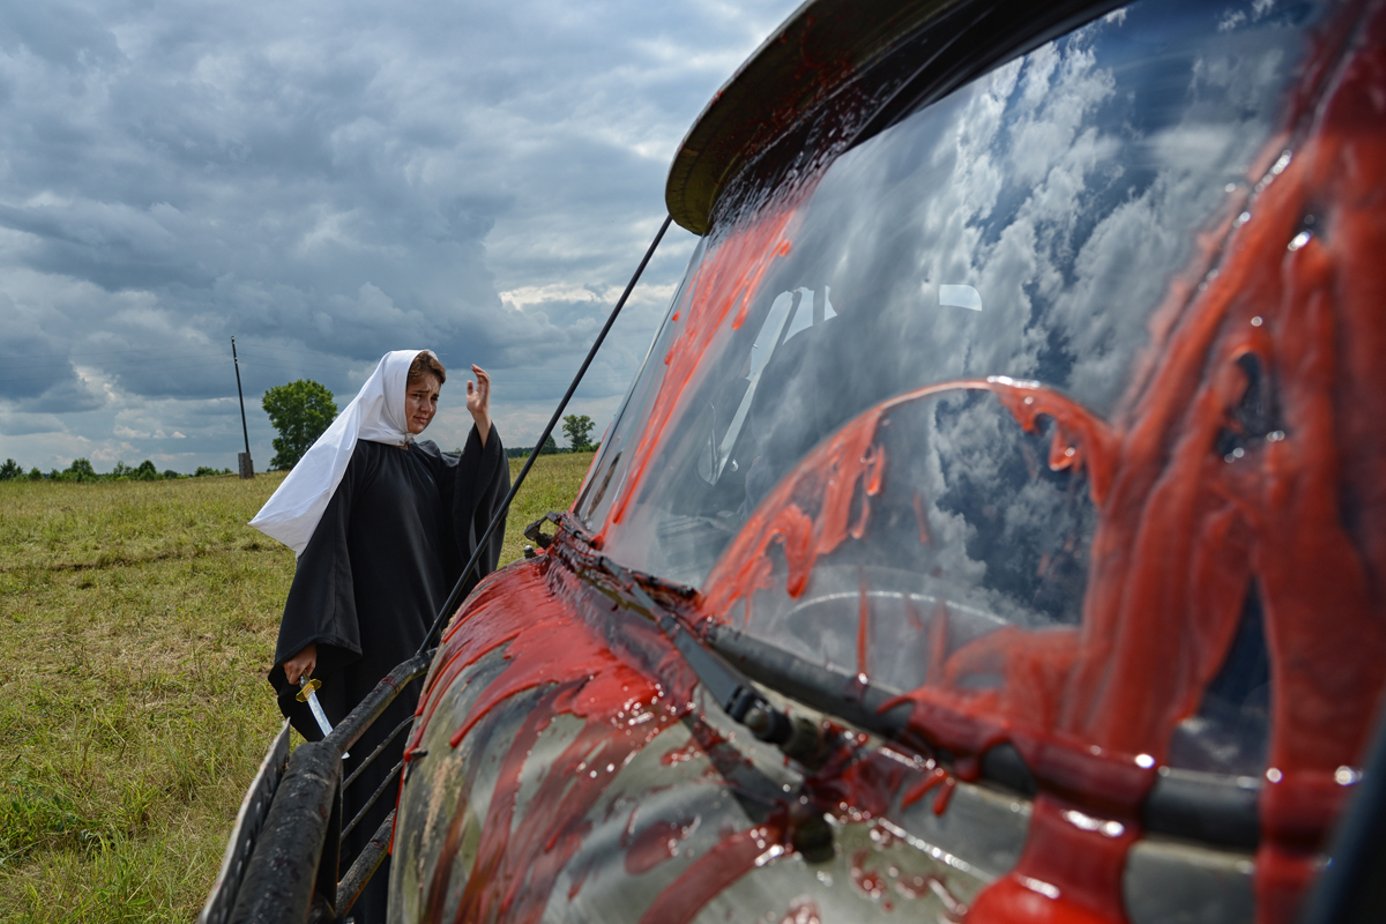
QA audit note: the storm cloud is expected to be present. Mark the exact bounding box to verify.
[0,0,800,471]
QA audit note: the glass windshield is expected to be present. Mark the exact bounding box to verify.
[575,0,1386,776]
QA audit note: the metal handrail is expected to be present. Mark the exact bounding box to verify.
[210,653,430,923]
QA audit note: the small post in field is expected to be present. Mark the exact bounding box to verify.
[232,337,255,479]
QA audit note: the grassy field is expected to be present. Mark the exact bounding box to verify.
[0,451,592,922]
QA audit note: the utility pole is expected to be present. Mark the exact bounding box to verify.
[232,337,255,479]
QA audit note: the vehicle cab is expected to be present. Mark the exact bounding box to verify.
[392,0,1386,920]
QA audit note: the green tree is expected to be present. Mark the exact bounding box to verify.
[262,379,338,470]
[561,414,595,452]
[134,460,159,481]
[0,458,21,480]
[539,435,559,455]
[60,458,97,483]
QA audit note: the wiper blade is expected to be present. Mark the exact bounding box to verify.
[549,514,1264,850]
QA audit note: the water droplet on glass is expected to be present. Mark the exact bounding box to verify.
[1334,766,1361,786]
[1288,231,1312,251]
[1250,316,1264,327]
[1267,430,1286,442]
[1266,767,1284,783]
[1235,211,1252,227]
[1271,151,1292,175]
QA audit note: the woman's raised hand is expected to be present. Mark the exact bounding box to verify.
[467,365,492,445]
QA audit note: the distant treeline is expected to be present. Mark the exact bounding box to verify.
[1,448,594,479]
[2,444,597,480]
[0,457,233,482]
[503,437,597,460]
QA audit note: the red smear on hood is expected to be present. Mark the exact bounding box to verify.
[408,561,697,922]
[637,815,789,924]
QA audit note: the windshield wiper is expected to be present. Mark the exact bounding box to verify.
[543,509,1265,851]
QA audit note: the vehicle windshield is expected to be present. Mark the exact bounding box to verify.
[575,0,1383,776]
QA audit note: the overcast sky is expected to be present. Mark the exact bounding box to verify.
[0,0,803,473]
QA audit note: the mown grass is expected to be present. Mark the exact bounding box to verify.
[0,451,592,921]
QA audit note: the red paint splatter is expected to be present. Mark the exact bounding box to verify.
[661,739,703,766]
[604,198,807,533]
[637,817,789,924]
[622,815,698,875]
[902,766,950,809]
[912,491,932,545]
[966,796,1141,924]
[700,389,902,616]
[407,561,699,923]
[851,849,887,899]
[932,776,957,817]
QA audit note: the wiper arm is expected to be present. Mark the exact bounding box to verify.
[577,538,835,771]
[547,512,1264,851]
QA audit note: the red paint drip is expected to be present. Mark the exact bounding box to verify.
[637,817,789,924]
[700,390,907,617]
[932,776,957,817]
[660,739,702,766]
[606,198,807,530]
[912,491,932,545]
[622,815,697,875]
[902,766,950,809]
[967,796,1140,924]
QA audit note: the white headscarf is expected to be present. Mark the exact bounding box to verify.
[249,349,435,555]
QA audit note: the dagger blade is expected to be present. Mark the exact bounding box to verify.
[297,677,349,758]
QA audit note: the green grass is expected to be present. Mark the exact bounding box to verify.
[0,452,591,921]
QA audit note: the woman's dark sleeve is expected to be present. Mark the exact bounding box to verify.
[447,423,511,593]
[266,443,369,733]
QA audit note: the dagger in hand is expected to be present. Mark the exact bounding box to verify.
[297,676,349,759]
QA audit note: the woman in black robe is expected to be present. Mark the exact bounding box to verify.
[251,349,509,921]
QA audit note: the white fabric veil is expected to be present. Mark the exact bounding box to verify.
[249,349,434,555]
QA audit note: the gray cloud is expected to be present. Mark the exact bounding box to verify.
[0,0,800,470]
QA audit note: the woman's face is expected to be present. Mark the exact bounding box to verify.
[405,374,441,434]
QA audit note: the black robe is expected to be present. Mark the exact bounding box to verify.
[267,424,509,921]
